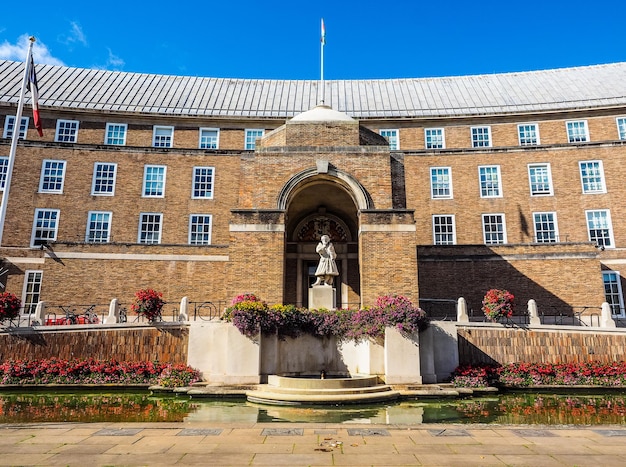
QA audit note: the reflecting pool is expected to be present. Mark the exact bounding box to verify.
[1,390,625,425]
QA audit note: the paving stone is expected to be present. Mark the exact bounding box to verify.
[94,428,143,436]
[553,453,626,467]
[347,428,390,436]
[594,429,626,437]
[261,428,303,436]
[177,428,223,436]
[495,454,568,466]
[509,428,558,438]
[2,421,626,466]
[428,428,471,437]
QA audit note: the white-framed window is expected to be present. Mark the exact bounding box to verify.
[579,161,606,194]
[31,208,60,247]
[199,128,220,149]
[603,271,625,317]
[482,213,507,245]
[38,160,66,193]
[528,163,553,196]
[586,209,614,248]
[0,157,8,190]
[533,211,558,243]
[616,117,626,140]
[518,123,539,146]
[478,165,502,198]
[380,129,399,150]
[471,126,491,148]
[55,119,79,143]
[432,215,456,245]
[153,126,174,148]
[21,270,43,315]
[425,128,445,149]
[566,120,589,143]
[189,214,212,245]
[245,129,264,150]
[192,166,215,199]
[91,162,117,196]
[105,123,127,145]
[142,165,166,197]
[138,212,162,244]
[430,167,452,199]
[86,211,112,243]
[3,115,28,139]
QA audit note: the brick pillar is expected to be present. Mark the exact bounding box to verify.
[229,210,285,305]
[358,210,418,307]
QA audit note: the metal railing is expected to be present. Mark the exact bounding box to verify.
[190,300,228,321]
[419,298,458,321]
[43,304,108,326]
[116,301,180,323]
[0,298,621,329]
[420,298,608,327]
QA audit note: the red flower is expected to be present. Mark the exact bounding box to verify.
[130,289,164,320]
[482,289,515,320]
[0,292,21,321]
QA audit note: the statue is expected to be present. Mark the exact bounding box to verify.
[312,235,339,286]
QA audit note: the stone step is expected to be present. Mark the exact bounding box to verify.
[253,384,395,396]
[267,374,380,390]
[246,388,401,405]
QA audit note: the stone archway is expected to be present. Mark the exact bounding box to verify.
[282,175,361,309]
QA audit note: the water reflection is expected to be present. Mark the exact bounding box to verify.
[0,391,625,425]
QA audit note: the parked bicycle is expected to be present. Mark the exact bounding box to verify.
[46,306,100,325]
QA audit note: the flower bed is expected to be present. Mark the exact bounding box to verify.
[0,358,200,388]
[452,362,626,388]
[223,294,428,341]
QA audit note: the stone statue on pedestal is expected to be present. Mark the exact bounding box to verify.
[312,235,339,286]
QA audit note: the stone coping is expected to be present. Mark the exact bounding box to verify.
[0,384,151,390]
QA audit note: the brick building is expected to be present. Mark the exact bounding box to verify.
[0,59,625,318]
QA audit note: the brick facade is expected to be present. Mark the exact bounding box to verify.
[1,71,625,319]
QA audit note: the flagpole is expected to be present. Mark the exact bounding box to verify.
[320,18,325,105]
[0,37,35,247]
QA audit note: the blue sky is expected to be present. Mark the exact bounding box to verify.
[0,0,625,80]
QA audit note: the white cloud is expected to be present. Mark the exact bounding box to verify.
[0,35,65,66]
[59,22,87,47]
[71,22,87,46]
[106,49,125,69]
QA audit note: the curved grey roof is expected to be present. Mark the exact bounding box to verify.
[1,59,626,119]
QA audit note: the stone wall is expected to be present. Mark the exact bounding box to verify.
[458,325,626,365]
[0,325,188,363]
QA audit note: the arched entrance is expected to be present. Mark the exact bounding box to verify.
[282,173,362,308]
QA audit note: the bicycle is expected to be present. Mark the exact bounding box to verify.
[60,306,99,325]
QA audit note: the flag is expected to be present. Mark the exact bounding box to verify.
[321,18,326,46]
[27,55,43,137]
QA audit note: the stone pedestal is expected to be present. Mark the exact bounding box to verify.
[309,285,336,310]
[384,326,422,384]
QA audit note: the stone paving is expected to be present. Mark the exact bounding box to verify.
[0,422,625,466]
